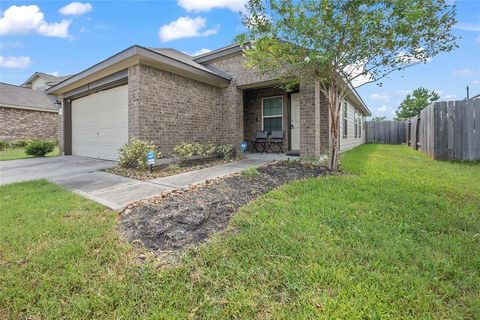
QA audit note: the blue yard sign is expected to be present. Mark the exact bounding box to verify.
[147,151,155,165]
[240,141,248,152]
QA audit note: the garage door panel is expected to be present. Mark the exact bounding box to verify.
[96,145,124,160]
[72,85,128,161]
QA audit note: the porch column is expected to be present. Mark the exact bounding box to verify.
[223,80,244,149]
[299,82,330,158]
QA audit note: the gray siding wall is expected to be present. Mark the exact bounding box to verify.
[340,99,366,152]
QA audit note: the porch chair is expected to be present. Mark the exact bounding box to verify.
[252,131,269,153]
[269,130,284,153]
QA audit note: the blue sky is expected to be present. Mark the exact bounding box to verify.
[0,0,479,119]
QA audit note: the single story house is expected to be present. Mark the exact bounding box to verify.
[0,82,59,141]
[47,43,371,161]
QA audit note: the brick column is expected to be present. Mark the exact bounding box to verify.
[299,82,329,158]
[127,64,141,140]
[223,80,244,149]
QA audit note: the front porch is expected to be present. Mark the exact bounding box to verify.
[242,86,301,155]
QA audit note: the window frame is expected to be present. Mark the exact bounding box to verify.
[261,95,284,132]
[343,101,348,138]
[353,109,358,138]
[359,114,362,138]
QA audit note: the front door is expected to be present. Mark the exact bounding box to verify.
[290,93,300,150]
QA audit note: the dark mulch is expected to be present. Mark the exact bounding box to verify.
[119,161,330,259]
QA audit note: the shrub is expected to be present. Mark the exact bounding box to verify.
[0,140,10,151]
[173,142,198,163]
[25,140,55,157]
[199,142,217,158]
[216,144,235,160]
[173,142,235,163]
[241,167,260,178]
[11,139,32,148]
[118,138,159,169]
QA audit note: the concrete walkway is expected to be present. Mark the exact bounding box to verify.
[150,158,269,188]
[60,158,273,210]
[52,171,170,210]
[1,155,281,211]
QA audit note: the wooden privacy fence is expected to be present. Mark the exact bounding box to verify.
[366,99,480,161]
[366,121,407,144]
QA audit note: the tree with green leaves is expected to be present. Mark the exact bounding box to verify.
[236,0,457,170]
[394,87,440,120]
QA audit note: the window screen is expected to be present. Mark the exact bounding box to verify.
[263,96,283,133]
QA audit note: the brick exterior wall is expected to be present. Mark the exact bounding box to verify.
[0,107,59,141]
[128,64,229,155]
[298,83,329,157]
[222,80,244,149]
[207,54,278,87]
[244,87,290,151]
[59,54,347,160]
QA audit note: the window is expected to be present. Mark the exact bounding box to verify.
[359,115,362,138]
[262,96,283,133]
[354,110,358,138]
[343,102,348,138]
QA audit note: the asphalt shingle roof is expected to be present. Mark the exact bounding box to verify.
[149,48,232,80]
[0,82,58,111]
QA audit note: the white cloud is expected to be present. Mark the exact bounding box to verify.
[370,93,390,102]
[59,2,92,16]
[48,71,60,77]
[475,36,480,45]
[177,0,247,12]
[191,48,211,56]
[454,22,480,32]
[452,68,478,77]
[344,60,374,88]
[395,89,411,96]
[444,94,457,100]
[471,80,480,85]
[377,105,389,112]
[0,56,31,68]
[0,5,71,38]
[158,16,217,42]
[396,48,432,64]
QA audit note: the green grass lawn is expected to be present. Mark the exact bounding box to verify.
[1,145,478,319]
[0,147,59,161]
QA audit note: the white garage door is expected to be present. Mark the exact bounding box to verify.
[72,85,128,161]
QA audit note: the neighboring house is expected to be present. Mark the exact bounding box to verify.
[47,44,371,161]
[0,82,59,141]
[22,72,71,91]
[470,93,480,100]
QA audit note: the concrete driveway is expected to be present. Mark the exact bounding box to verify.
[0,156,116,185]
[0,156,170,210]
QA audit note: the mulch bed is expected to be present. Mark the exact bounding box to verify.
[105,157,236,181]
[119,161,330,261]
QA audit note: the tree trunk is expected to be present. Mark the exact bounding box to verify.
[326,84,342,171]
